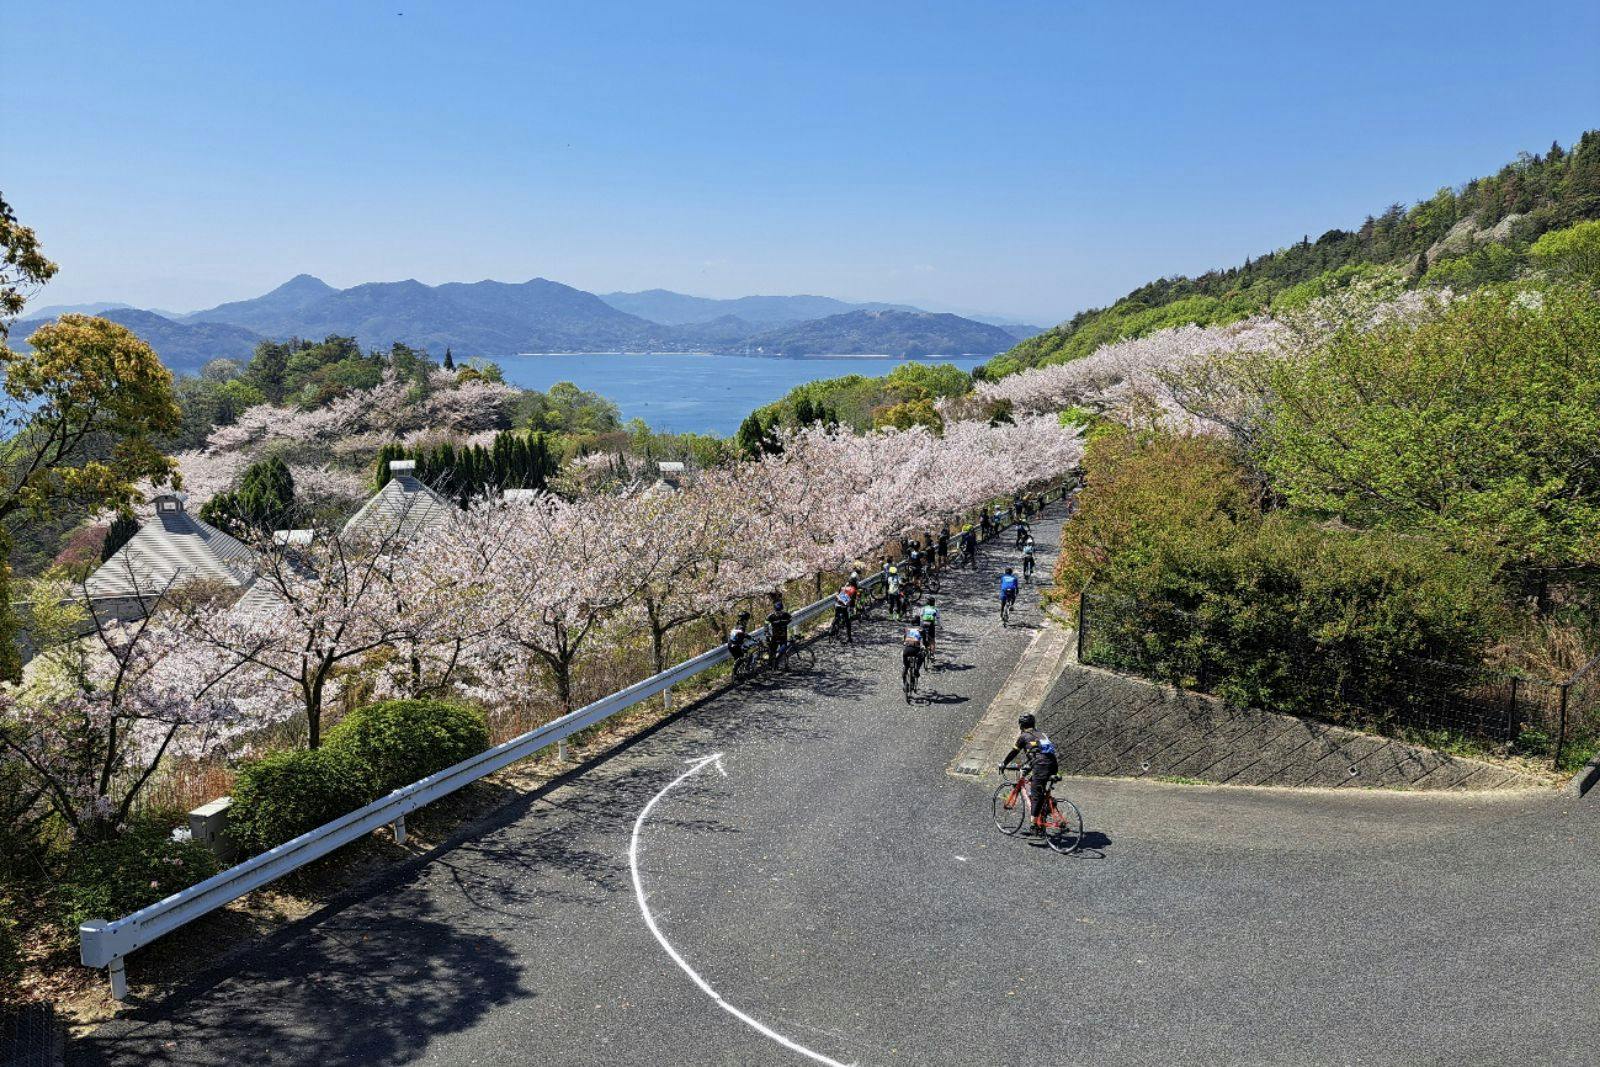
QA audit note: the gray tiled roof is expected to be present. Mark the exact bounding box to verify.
[340,475,453,542]
[84,495,257,601]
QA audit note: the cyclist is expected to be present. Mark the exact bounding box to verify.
[960,525,978,568]
[765,598,793,663]
[1021,538,1036,579]
[1000,567,1020,614]
[901,621,926,683]
[886,563,904,617]
[999,713,1059,835]
[1014,516,1031,549]
[844,572,862,616]
[937,525,951,569]
[906,546,923,585]
[918,597,940,659]
[832,584,854,643]
[727,610,756,670]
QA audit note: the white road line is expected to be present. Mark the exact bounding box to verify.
[628,753,857,1067]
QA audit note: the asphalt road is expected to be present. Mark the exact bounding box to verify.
[72,509,1600,1067]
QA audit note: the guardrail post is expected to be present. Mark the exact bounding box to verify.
[107,957,128,1000]
[558,739,570,762]
[392,814,406,845]
[1554,683,1570,769]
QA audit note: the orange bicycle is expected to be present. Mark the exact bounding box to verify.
[993,761,1084,855]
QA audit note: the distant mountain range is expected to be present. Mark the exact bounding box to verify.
[597,289,922,326]
[12,275,1042,372]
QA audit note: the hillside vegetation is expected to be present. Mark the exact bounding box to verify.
[987,130,1600,377]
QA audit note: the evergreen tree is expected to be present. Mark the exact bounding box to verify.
[238,456,296,531]
[443,348,455,370]
[102,512,139,562]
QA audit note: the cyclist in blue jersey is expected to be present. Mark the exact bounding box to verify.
[999,568,1020,611]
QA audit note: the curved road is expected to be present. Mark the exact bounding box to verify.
[74,509,1600,1066]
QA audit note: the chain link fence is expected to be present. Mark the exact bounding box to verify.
[1077,590,1596,768]
[1,1002,61,1067]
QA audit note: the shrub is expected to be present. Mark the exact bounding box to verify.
[1065,428,1509,720]
[55,819,219,929]
[325,699,489,796]
[227,747,375,855]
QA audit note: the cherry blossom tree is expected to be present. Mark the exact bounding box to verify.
[1,580,250,843]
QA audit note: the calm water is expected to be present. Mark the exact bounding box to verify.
[495,352,988,436]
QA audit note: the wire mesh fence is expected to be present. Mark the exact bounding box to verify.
[1077,590,1594,767]
[0,1002,60,1067]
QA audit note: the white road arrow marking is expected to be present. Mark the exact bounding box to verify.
[629,753,855,1067]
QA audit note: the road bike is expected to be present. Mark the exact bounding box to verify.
[992,762,1084,855]
[827,606,853,642]
[732,633,814,679]
[1022,554,1035,583]
[1000,590,1016,626]
[901,649,923,701]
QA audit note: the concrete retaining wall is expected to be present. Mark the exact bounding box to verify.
[1039,662,1547,791]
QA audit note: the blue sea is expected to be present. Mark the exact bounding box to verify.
[493,352,989,436]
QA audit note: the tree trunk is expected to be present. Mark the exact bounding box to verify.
[0,528,19,684]
[307,670,327,749]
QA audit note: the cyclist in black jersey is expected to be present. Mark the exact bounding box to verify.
[765,599,792,662]
[1000,713,1060,834]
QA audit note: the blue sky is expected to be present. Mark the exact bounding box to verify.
[6,1,1597,324]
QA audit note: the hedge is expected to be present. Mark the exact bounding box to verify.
[56,819,219,929]
[324,699,489,796]
[226,746,375,855]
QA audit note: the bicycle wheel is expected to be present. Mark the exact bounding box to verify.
[786,644,817,671]
[926,574,941,594]
[902,664,915,702]
[1000,600,1010,626]
[992,780,1028,836]
[1044,797,1085,855]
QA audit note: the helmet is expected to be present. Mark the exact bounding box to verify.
[1018,713,1036,729]
[926,596,936,605]
[738,610,750,621]
[1005,567,1013,574]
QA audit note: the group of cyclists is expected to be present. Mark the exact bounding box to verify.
[719,485,1081,846]
[723,496,1047,681]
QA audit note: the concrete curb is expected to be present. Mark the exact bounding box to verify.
[949,623,1077,778]
[1562,753,1600,798]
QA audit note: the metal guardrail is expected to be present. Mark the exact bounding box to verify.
[78,490,1064,997]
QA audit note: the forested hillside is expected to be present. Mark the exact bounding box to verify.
[988,130,1600,376]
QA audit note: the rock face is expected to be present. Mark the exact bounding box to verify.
[1035,662,1548,791]
[1426,213,1525,264]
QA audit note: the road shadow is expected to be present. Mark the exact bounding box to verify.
[70,894,527,1066]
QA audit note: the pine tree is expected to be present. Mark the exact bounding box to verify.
[102,512,139,561]
[443,348,455,371]
[238,456,296,531]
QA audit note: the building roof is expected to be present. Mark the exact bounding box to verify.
[84,494,256,601]
[341,474,454,542]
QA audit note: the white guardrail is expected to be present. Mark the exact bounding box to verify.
[79,496,1058,997]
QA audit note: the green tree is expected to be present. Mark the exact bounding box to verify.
[101,512,138,562]
[199,456,296,538]
[0,315,181,678]
[1255,283,1600,576]
[0,195,57,337]
[1528,219,1600,283]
